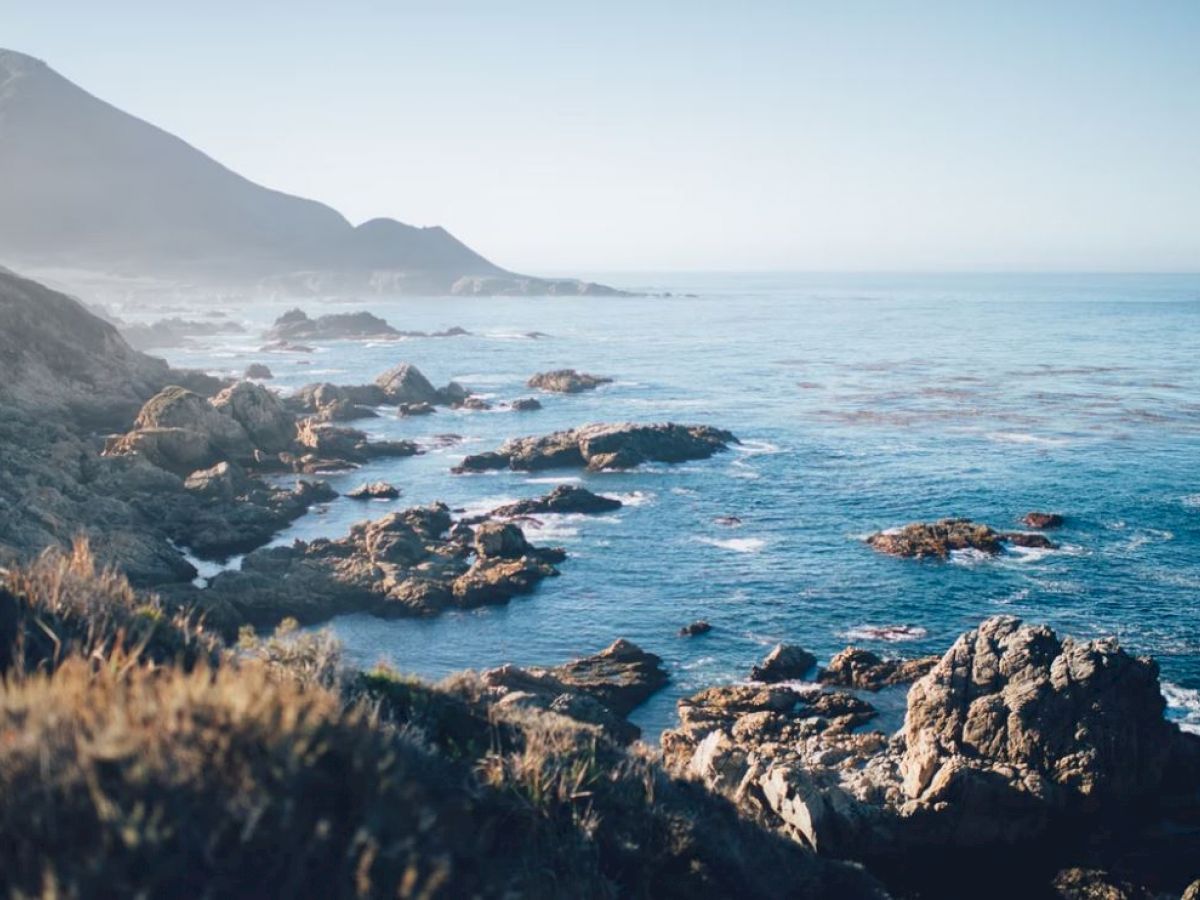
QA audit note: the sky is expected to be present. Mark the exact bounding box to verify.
[4,1,1199,273]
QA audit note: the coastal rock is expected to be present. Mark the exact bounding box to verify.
[211,381,295,453]
[374,363,442,405]
[243,363,273,379]
[196,503,564,630]
[119,317,245,351]
[490,485,622,518]
[1051,868,1153,900]
[473,522,531,558]
[293,419,418,470]
[818,648,938,691]
[680,620,713,637]
[750,643,817,682]
[398,401,435,417]
[454,422,737,473]
[455,396,492,411]
[662,615,1199,886]
[1023,511,1065,529]
[528,369,613,393]
[866,518,1058,558]
[265,308,398,341]
[480,639,669,743]
[347,481,400,500]
[508,397,542,411]
[288,382,383,422]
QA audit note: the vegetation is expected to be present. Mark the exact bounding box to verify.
[0,544,882,899]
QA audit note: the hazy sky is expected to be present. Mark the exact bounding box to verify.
[5,1,1199,273]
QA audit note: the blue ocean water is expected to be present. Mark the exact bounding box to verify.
[150,272,1200,738]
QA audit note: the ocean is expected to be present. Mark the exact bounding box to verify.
[146,272,1200,738]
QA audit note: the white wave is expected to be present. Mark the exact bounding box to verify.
[950,547,994,565]
[1182,493,1200,509]
[459,496,522,519]
[697,536,767,553]
[520,515,581,541]
[524,476,583,485]
[839,624,928,643]
[452,373,520,385]
[1006,545,1060,564]
[609,490,654,507]
[732,439,784,455]
[174,544,244,588]
[987,431,1071,447]
[1162,682,1200,735]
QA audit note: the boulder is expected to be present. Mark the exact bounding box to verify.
[374,363,442,405]
[243,363,273,379]
[1023,511,1065,529]
[211,381,295,453]
[750,643,817,682]
[454,422,737,473]
[680,620,712,637]
[398,402,435,417]
[866,518,1058,558]
[490,485,623,518]
[818,648,938,690]
[473,522,530,559]
[346,482,400,500]
[527,369,613,393]
[508,397,542,411]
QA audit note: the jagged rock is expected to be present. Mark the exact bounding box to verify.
[375,363,442,405]
[1051,868,1153,900]
[265,308,398,341]
[293,419,418,470]
[473,522,531,558]
[347,482,399,500]
[211,381,295,453]
[751,644,817,682]
[244,363,273,379]
[454,422,737,473]
[528,369,613,393]
[818,648,938,691]
[288,382,383,422]
[490,485,622,518]
[866,518,1058,558]
[680,620,712,637]
[398,402,435,417]
[1183,879,1200,900]
[1023,511,1065,529]
[481,640,669,743]
[508,397,542,411]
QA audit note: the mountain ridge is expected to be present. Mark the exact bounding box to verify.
[0,48,622,300]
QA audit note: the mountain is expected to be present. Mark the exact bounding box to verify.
[0,49,620,299]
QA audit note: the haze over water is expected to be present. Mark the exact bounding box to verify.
[148,272,1200,737]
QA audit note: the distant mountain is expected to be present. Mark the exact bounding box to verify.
[0,49,621,299]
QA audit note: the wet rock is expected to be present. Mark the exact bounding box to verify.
[398,401,435,417]
[1023,511,1065,529]
[243,363,273,379]
[866,518,1058,558]
[347,481,400,500]
[264,308,398,341]
[454,422,737,473]
[680,620,712,637]
[508,397,542,411]
[490,485,622,518]
[527,368,613,393]
[818,648,938,690]
[750,643,817,682]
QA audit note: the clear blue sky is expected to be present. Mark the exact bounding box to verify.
[5,1,1199,272]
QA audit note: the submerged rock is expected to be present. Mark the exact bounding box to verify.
[866,518,1058,558]
[490,485,622,518]
[528,369,613,393]
[454,422,737,473]
[1023,511,1065,529]
[750,643,817,682]
[679,620,713,637]
[398,401,435,417]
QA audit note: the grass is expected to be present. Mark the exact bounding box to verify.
[0,543,883,899]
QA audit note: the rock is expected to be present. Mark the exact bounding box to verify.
[473,522,530,559]
[455,396,492,411]
[243,363,273,379]
[288,382,383,421]
[374,363,442,405]
[680,620,712,637]
[866,518,1058,558]
[347,482,400,500]
[490,485,622,518]
[1023,511,1065,529]
[1051,868,1154,900]
[258,340,313,353]
[264,308,398,341]
[293,419,418,469]
[508,397,542,411]
[480,640,669,743]
[818,648,938,691]
[211,381,295,453]
[751,643,817,682]
[119,317,244,350]
[454,422,737,473]
[398,402,435,417]
[1183,880,1200,900]
[714,516,743,527]
[183,460,254,501]
[527,369,613,393]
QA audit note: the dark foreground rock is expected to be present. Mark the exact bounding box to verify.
[490,485,622,518]
[680,620,713,637]
[662,615,1200,898]
[750,643,817,682]
[866,518,1058,558]
[527,369,613,393]
[481,639,669,743]
[190,504,565,632]
[455,422,737,473]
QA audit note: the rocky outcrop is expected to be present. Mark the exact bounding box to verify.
[210,382,295,453]
[454,423,737,473]
[1024,512,1065,529]
[287,382,385,421]
[680,620,712,637]
[375,363,445,405]
[244,363,273,379]
[818,648,938,690]
[508,397,542,411]
[527,369,613,393]
[480,639,669,743]
[489,485,622,518]
[193,504,565,631]
[398,401,435,417]
[291,420,418,471]
[750,644,817,683]
[867,518,1058,558]
[346,482,400,500]
[661,616,1200,897]
[120,317,244,350]
[265,309,398,341]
